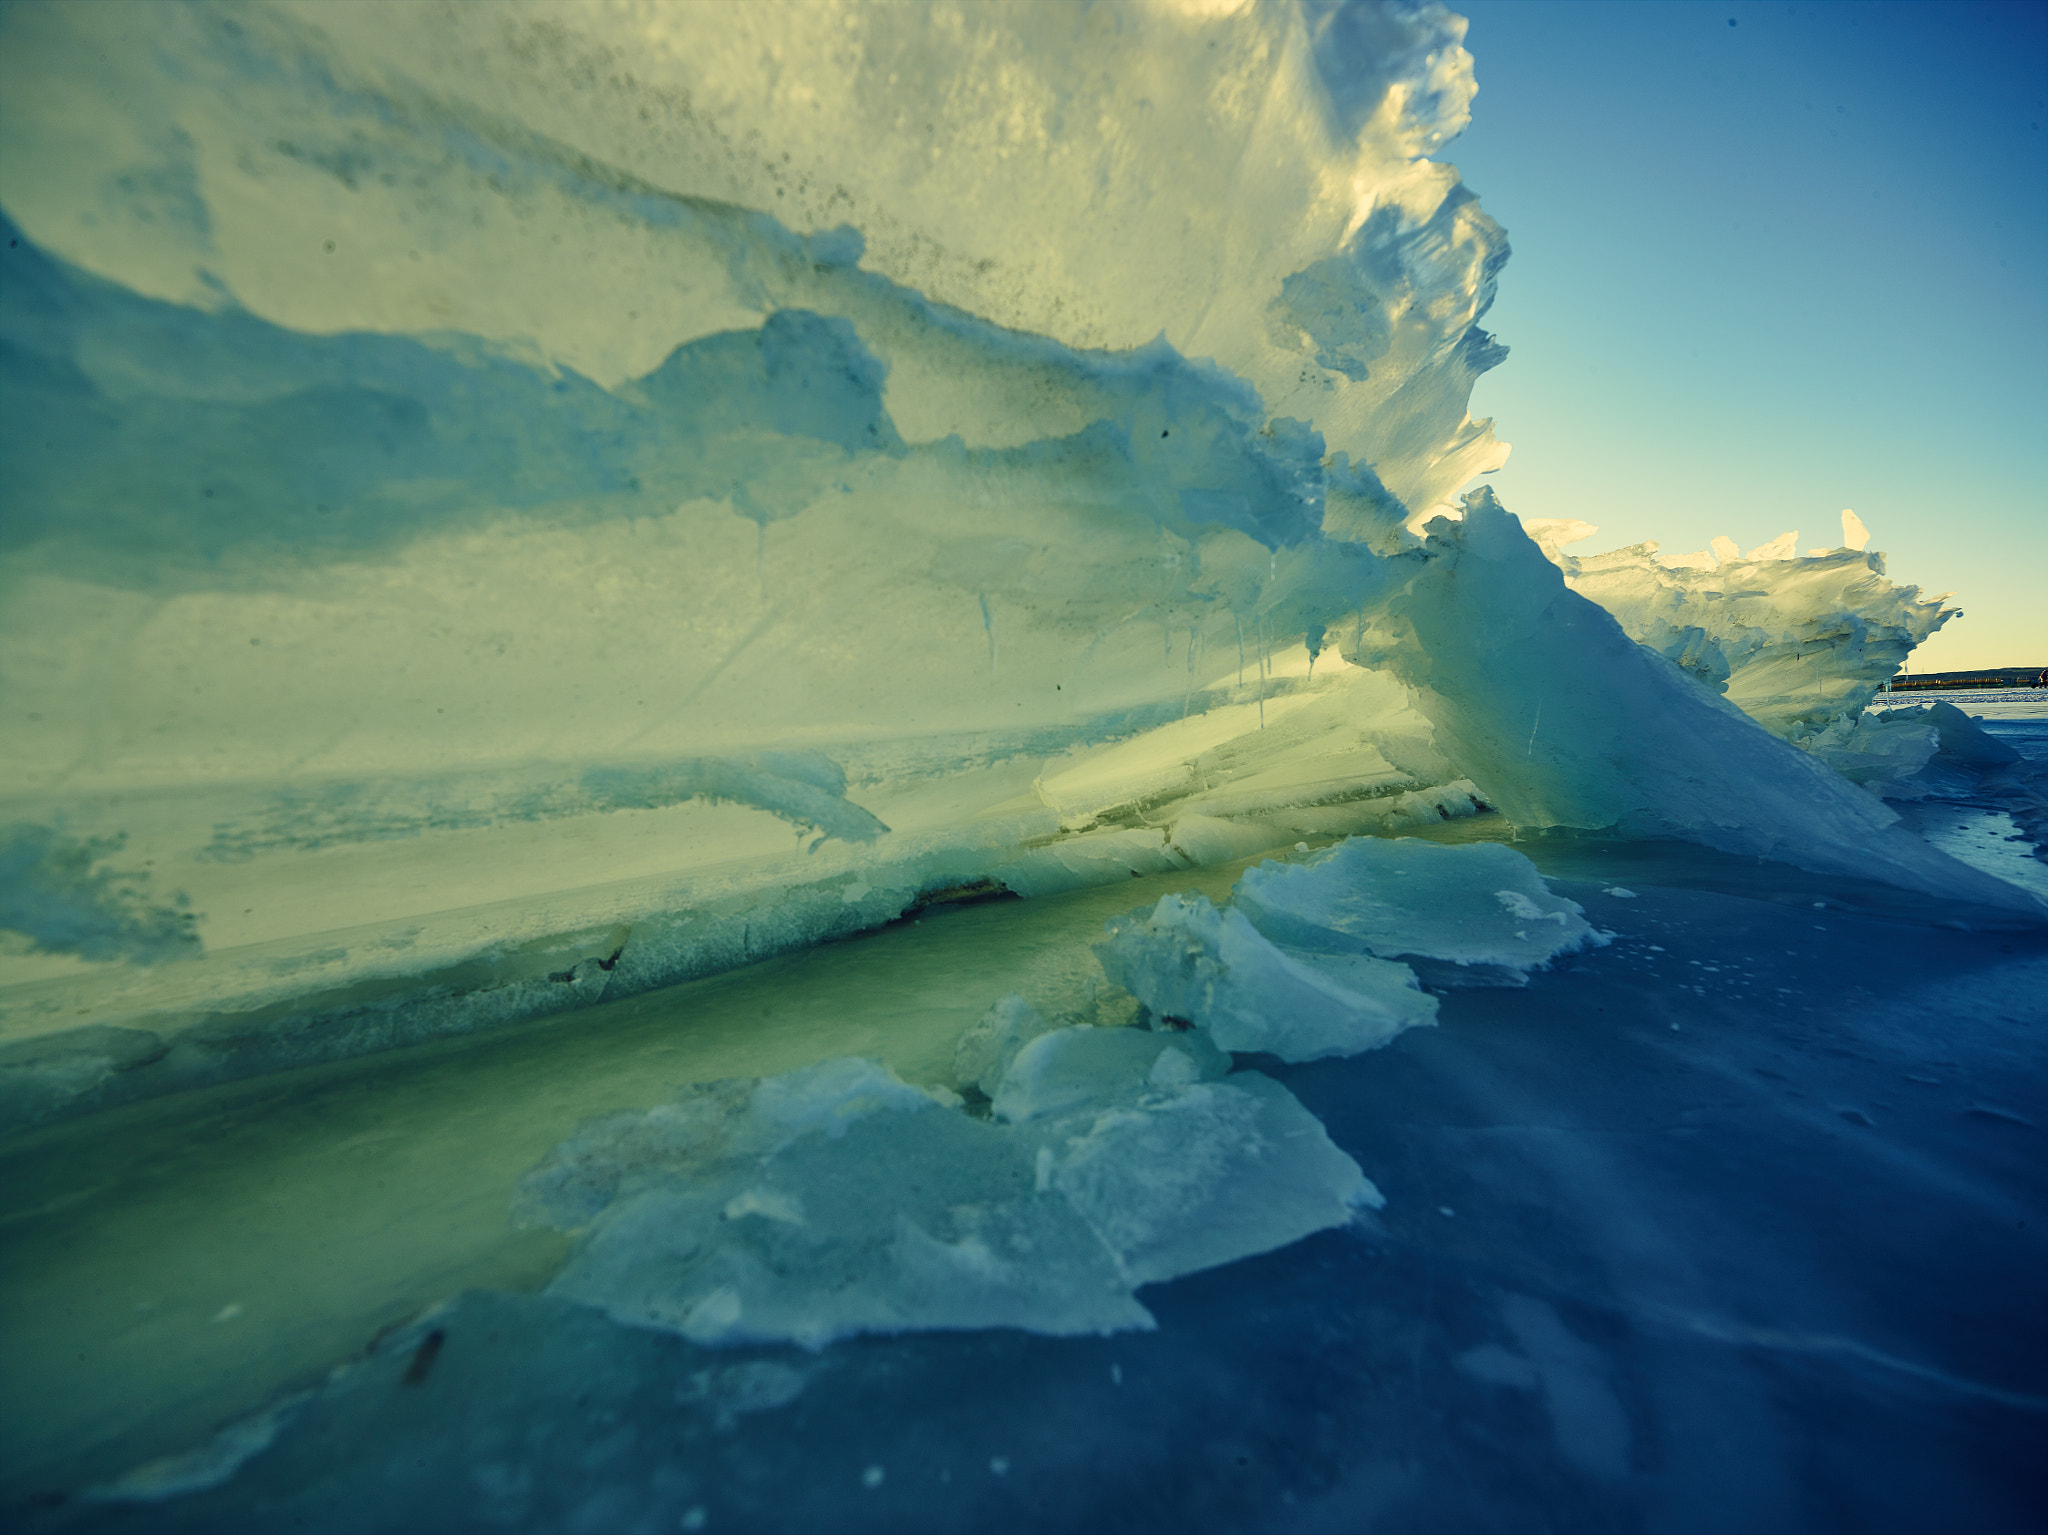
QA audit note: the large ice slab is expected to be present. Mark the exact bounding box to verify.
[521,1052,1371,1347]
[1356,494,2046,919]
[1235,835,1607,985]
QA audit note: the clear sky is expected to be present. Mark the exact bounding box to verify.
[1446,0,2047,671]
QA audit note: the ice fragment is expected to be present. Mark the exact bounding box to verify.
[527,1050,1369,1346]
[1095,891,1438,1060]
[1235,836,1606,984]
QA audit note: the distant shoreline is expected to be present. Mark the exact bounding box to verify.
[1884,667,2047,692]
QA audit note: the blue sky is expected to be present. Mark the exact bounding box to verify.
[1446,0,2047,671]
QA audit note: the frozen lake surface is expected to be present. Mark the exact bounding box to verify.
[5,790,2044,1533]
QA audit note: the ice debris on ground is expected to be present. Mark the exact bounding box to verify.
[517,1051,1372,1347]
[1094,836,1597,1063]
[1235,836,1608,983]
[1095,892,1440,1062]
[509,844,1592,1352]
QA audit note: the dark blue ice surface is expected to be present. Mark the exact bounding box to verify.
[28,867,2046,1535]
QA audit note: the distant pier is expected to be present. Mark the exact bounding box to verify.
[1886,666,2048,692]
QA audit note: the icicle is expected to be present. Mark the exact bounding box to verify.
[1257,614,1267,730]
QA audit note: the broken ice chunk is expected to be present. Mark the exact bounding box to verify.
[1094,891,1438,1061]
[989,1023,1229,1124]
[512,1057,929,1229]
[526,1052,1377,1348]
[1234,836,1606,986]
[1745,531,1799,562]
[546,1094,1150,1347]
[952,992,1058,1097]
[1043,1073,1380,1286]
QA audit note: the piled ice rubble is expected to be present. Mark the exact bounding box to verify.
[1531,514,2048,843]
[514,835,1606,1347]
[1,0,2040,1127]
[1098,835,1602,1062]
[1348,496,2038,908]
[1537,511,1954,744]
[1096,892,1439,1062]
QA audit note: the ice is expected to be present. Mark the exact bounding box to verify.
[1092,837,1597,1066]
[987,1023,1230,1125]
[952,994,1060,1101]
[23,860,2043,1533]
[2,0,2039,1127]
[541,1092,1156,1346]
[80,1392,311,1506]
[1096,891,1439,1061]
[1556,511,1951,742]
[1356,493,2040,918]
[0,826,198,966]
[2,4,2043,1524]
[1044,1071,1381,1286]
[1235,835,1608,983]
[524,1049,1368,1347]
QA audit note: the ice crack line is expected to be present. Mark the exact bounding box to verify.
[1654,1306,2048,1412]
